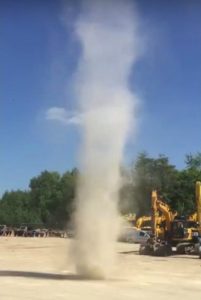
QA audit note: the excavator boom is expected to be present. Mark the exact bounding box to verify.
[196,181,201,226]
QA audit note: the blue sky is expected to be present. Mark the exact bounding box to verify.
[1,0,201,194]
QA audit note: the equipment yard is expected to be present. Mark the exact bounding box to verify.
[1,237,201,300]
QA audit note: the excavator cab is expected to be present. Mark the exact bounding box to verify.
[171,219,198,240]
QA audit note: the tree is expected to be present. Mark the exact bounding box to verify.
[169,168,201,215]
[119,166,137,214]
[29,171,62,226]
[0,169,78,228]
[0,190,40,225]
[1,152,201,227]
[185,153,201,171]
[166,153,201,215]
[124,153,178,216]
[29,169,78,228]
[56,169,78,227]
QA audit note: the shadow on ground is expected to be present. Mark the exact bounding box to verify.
[0,270,97,281]
[118,250,139,255]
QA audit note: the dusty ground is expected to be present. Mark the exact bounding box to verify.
[0,237,201,300]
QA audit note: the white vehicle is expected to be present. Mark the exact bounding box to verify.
[119,227,150,244]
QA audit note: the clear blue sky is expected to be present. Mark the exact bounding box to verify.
[1,0,201,194]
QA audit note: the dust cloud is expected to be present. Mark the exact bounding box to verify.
[73,0,140,279]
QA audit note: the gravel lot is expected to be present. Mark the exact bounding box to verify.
[0,237,201,300]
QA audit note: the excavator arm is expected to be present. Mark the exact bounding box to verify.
[136,216,151,229]
[151,191,176,235]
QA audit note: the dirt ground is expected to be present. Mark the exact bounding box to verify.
[0,237,201,300]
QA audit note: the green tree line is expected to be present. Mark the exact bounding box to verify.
[0,169,78,228]
[1,153,201,228]
[120,152,201,217]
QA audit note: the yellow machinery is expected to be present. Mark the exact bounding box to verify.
[153,191,197,245]
[196,181,201,230]
[136,214,166,238]
[188,212,197,222]
[140,183,201,256]
[187,182,201,222]
[136,216,151,230]
[151,191,180,241]
[195,181,201,258]
[152,191,177,234]
[136,192,177,238]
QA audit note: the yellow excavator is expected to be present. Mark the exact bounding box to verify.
[188,212,197,222]
[186,182,201,230]
[136,216,152,232]
[140,182,201,256]
[195,181,201,234]
[135,214,167,237]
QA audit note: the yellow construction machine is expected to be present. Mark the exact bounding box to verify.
[135,214,166,237]
[140,182,201,256]
[136,216,152,232]
[195,181,201,234]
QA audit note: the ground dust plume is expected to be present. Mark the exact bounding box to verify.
[73,0,140,278]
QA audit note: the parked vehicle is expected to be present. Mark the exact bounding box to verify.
[119,227,150,243]
[0,225,7,236]
[0,225,13,236]
[14,225,36,237]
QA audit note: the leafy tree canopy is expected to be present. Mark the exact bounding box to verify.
[1,154,201,227]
